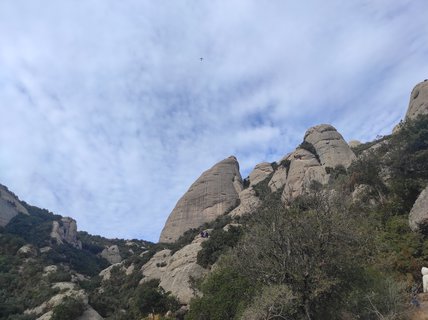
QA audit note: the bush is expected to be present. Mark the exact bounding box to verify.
[186,267,255,320]
[134,279,180,316]
[51,297,85,320]
[197,226,242,268]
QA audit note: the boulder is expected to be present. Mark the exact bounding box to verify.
[281,125,356,203]
[159,156,243,243]
[269,164,288,192]
[281,148,328,203]
[0,184,29,226]
[406,80,428,120]
[18,244,38,257]
[51,217,82,249]
[229,187,261,217]
[100,245,122,264]
[304,124,356,168]
[248,162,274,186]
[141,236,209,304]
[409,186,428,232]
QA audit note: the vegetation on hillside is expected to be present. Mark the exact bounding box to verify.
[186,115,428,320]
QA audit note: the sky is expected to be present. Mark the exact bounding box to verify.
[1,1,428,242]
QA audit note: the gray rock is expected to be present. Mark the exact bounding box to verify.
[229,187,261,217]
[159,156,243,243]
[100,245,122,265]
[406,80,428,120]
[51,217,82,249]
[0,184,29,226]
[409,186,428,232]
[141,235,209,304]
[281,148,328,203]
[249,162,273,186]
[304,124,356,168]
[18,244,38,257]
[281,125,356,203]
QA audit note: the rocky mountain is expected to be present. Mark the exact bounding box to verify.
[159,156,242,243]
[1,79,428,320]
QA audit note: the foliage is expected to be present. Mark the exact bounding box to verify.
[197,226,242,268]
[134,279,180,316]
[51,297,85,320]
[46,243,109,276]
[185,267,255,320]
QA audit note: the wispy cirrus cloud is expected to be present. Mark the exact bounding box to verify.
[0,0,427,241]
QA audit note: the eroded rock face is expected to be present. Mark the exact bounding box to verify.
[409,186,428,232]
[229,187,261,217]
[141,235,209,304]
[51,217,82,249]
[159,156,243,243]
[304,124,356,168]
[281,148,328,203]
[0,184,29,226]
[279,125,356,203]
[101,245,122,265]
[406,80,428,120]
[249,162,273,186]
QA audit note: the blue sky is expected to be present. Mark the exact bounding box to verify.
[1,0,428,242]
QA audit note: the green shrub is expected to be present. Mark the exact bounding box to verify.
[186,267,255,320]
[51,297,84,320]
[197,226,242,268]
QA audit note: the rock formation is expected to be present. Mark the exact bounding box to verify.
[0,184,29,226]
[267,124,356,204]
[141,234,209,304]
[406,80,428,120]
[51,217,82,249]
[229,163,273,217]
[101,245,122,264]
[409,186,428,232]
[159,156,243,243]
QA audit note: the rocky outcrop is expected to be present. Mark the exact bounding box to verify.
[409,186,428,232]
[51,217,82,249]
[18,244,38,257]
[229,163,273,217]
[25,282,89,318]
[100,245,122,264]
[304,124,356,168]
[141,234,209,304]
[277,125,356,203]
[0,184,29,226]
[159,156,243,243]
[248,162,274,186]
[406,80,428,120]
[229,187,261,217]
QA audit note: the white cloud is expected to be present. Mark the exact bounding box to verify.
[0,0,428,241]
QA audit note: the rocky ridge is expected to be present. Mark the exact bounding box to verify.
[0,184,29,226]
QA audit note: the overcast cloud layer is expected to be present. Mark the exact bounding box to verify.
[1,1,428,241]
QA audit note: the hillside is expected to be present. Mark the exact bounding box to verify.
[1,80,428,319]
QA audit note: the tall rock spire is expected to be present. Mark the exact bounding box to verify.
[159,156,243,243]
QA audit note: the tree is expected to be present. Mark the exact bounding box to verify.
[232,192,370,319]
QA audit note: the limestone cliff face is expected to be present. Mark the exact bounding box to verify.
[229,162,273,217]
[51,217,82,249]
[0,184,29,226]
[406,80,428,120]
[159,156,242,243]
[141,234,209,304]
[281,125,356,203]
